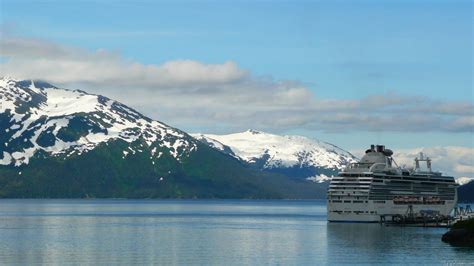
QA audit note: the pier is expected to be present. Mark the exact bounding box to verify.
[379,204,473,228]
[453,205,474,222]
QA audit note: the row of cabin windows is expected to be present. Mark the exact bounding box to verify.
[340,174,373,177]
[330,181,372,185]
[330,200,368,203]
[333,178,373,181]
[330,200,386,204]
[329,187,370,190]
[340,173,455,183]
[372,176,455,183]
[331,195,367,200]
[330,210,377,214]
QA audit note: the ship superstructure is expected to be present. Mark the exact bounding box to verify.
[327,145,457,222]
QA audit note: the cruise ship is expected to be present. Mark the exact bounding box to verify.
[327,145,457,222]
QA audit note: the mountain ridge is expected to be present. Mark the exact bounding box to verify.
[458,181,474,203]
[192,130,357,181]
[0,77,196,167]
[0,77,326,198]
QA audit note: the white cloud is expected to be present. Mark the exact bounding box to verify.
[453,164,474,174]
[0,34,473,134]
[1,36,247,87]
[394,146,473,179]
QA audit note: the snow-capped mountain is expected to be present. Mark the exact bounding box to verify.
[0,77,196,166]
[0,77,326,198]
[456,177,473,186]
[192,130,357,181]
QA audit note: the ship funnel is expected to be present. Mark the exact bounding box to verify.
[366,144,376,154]
[383,149,393,156]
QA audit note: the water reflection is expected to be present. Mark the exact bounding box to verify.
[0,200,472,265]
[327,222,474,264]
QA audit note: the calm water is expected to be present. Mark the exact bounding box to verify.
[0,200,472,265]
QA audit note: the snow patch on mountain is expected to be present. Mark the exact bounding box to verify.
[192,130,356,170]
[306,174,333,183]
[192,133,237,158]
[0,77,197,166]
[456,177,473,186]
[43,88,98,116]
[0,152,12,165]
[193,134,226,151]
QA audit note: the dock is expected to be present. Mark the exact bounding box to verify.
[379,204,473,228]
[452,205,474,222]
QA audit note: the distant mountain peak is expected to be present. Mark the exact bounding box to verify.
[192,130,357,176]
[456,177,473,186]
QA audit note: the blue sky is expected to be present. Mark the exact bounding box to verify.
[0,0,472,150]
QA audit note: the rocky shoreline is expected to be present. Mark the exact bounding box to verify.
[442,219,474,247]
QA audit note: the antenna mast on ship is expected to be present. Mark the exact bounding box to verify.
[414,152,432,172]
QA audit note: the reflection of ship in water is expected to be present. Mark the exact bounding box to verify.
[326,222,402,264]
[327,145,457,222]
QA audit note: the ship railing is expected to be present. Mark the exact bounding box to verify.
[336,172,374,176]
[344,163,373,172]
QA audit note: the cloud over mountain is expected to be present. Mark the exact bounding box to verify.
[1,34,472,134]
[1,36,247,87]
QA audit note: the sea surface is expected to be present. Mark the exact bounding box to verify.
[0,199,472,265]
